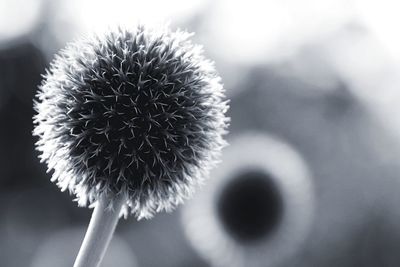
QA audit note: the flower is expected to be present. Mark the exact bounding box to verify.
[33,25,229,219]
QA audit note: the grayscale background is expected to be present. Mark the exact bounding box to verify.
[1,0,400,266]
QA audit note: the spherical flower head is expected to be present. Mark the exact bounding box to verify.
[33,25,229,219]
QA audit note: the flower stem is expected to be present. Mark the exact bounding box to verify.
[73,194,125,267]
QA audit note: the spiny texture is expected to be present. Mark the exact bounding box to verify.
[33,26,229,219]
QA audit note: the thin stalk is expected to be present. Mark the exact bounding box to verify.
[73,194,125,267]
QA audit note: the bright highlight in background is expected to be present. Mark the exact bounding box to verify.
[356,0,400,62]
[202,0,354,64]
[72,0,208,34]
[0,0,43,43]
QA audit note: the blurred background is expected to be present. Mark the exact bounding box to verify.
[2,0,400,266]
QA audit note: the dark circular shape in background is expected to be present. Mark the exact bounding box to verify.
[217,169,283,243]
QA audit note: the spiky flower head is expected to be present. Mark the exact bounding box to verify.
[33,25,229,219]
